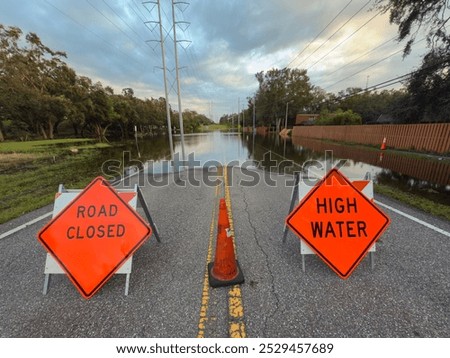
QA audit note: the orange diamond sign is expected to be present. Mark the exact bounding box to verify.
[38,177,151,298]
[286,169,390,279]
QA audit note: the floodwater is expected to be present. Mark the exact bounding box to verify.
[105,131,449,206]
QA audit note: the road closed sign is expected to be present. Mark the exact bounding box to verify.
[286,169,390,279]
[38,177,151,298]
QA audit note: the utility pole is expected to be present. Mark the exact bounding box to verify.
[285,101,290,129]
[171,0,186,161]
[209,101,212,122]
[143,0,174,159]
[238,98,240,132]
[252,96,256,134]
[242,106,245,131]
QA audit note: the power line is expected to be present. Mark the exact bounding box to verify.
[307,9,382,70]
[293,0,372,69]
[325,34,397,77]
[102,0,148,43]
[325,36,427,90]
[129,0,149,23]
[85,0,144,49]
[132,0,151,20]
[333,57,450,101]
[285,0,354,68]
[43,0,144,67]
[326,48,404,89]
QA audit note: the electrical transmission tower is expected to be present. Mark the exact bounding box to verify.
[142,0,190,161]
[171,0,191,161]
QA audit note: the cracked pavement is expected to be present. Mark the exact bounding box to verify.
[0,167,449,337]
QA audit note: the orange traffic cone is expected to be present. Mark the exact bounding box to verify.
[380,137,387,150]
[208,199,244,288]
[218,198,230,236]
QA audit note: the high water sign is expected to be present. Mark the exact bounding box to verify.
[286,168,390,279]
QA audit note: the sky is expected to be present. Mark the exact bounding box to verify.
[0,0,429,121]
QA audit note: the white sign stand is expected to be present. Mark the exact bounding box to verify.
[43,183,160,296]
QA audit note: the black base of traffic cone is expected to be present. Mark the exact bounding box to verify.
[208,261,245,288]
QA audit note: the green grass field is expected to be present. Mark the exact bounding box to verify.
[0,138,112,224]
[374,184,450,221]
[0,138,109,153]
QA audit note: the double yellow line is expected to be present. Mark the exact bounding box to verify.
[197,166,247,338]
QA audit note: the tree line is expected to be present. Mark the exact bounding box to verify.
[220,67,421,128]
[0,24,212,142]
[223,0,449,128]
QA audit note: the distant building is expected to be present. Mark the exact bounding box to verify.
[295,114,320,126]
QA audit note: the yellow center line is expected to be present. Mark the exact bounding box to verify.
[223,166,247,338]
[196,184,219,338]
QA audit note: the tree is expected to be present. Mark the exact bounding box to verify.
[83,82,114,142]
[0,25,75,139]
[377,0,450,122]
[0,25,24,140]
[336,87,415,123]
[180,109,213,132]
[254,68,313,127]
[110,88,139,140]
[316,109,362,125]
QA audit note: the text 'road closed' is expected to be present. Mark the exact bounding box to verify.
[66,204,125,239]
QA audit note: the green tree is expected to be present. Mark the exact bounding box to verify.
[254,68,313,127]
[83,82,114,142]
[377,0,450,122]
[0,25,75,139]
[109,88,139,140]
[316,109,362,125]
[337,87,414,123]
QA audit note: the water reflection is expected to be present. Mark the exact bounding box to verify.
[111,132,449,205]
[290,136,450,187]
[243,133,449,205]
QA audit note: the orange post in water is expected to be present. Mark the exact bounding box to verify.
[380,137,387,150]
[208,198,244,288]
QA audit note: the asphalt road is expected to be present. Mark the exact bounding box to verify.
[0,167,449,338]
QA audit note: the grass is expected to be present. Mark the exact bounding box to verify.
[0,138,98,153]
[0,151,110,223]
[374,183,450,221]
[0,152,43,170]
[317,137,449,162]
[0,138,112,224]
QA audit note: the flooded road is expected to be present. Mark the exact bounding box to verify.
[100,131,449,205]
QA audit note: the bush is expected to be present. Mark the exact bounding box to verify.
[316,109,362,125]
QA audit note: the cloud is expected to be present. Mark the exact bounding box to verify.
[0,0,427,120]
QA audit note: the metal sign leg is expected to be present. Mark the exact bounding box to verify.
[43,274,51,295]
[137,186,161,243]
[282,173,300,243]
[125,273,130,296]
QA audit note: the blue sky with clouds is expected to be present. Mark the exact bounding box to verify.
[0,0,427,121]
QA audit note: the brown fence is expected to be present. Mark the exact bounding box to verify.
[291,123,450,154]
